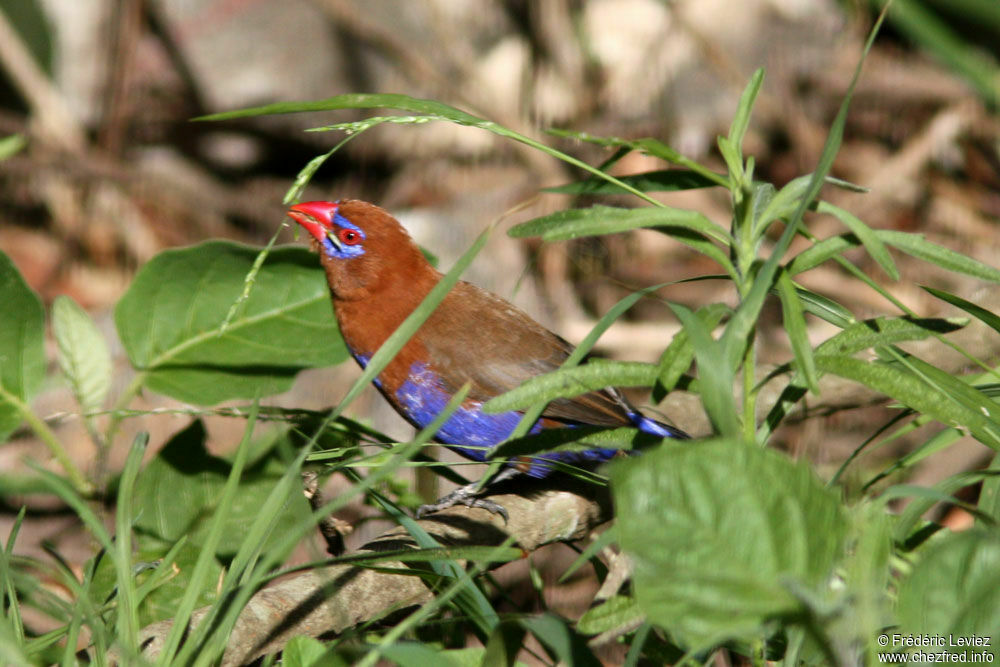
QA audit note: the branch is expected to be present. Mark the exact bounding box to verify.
[135,482,612,665]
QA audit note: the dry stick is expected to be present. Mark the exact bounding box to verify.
[0,7,85,151]
[135,485,611,665]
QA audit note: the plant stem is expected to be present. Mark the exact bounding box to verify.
[7,392,92,494]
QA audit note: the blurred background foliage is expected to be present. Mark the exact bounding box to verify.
[0,0,999,660]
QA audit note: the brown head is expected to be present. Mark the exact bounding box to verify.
[286,200,436,302]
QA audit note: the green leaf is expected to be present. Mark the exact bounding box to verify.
[52,296,111,413]
[921,285,1000,335]
[669,302,740,437]
[611,439,849,650]
[201,93,664,207]
[0,134,26,160]
[777,270,819,393]
[786,233,862,276]
[508,204,731,245]
[897,530,1000,658]
[879,230,1000,283]
[794,287,855,328]
[0,251,45,442]
[977,452,1000,527]
[379,643,464,667]
[576,595,643,636]
[814,355,1000,450]
[483,360,657,413]
[815,316,965,356]
[815,201,899,280]
[652,303,729,402]
[727,68,764,156]
[544,169,718,195]
[114,241,346,404]
[521,613,601,667]
[282,636,348,667]
[757,174,811,232]
[132,420,310,558]
[545,130,730,189]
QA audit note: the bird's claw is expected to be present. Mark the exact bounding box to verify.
[416,482,509,522]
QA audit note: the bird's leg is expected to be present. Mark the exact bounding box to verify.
[415,466,521,521]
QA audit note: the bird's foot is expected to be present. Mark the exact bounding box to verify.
[416,481,509,522]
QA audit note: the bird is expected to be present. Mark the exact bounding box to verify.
[287,199,688,518]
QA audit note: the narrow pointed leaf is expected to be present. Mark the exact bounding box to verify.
[508,205,730,244]
[483,360,657,413]
[777,271,819,393]
[815,201,898,280]
[727,68,764,154]
[653,303,729,402]
[815,317,965,356]
[814,355,1000,450]
[544,169,717,195]
[921,285,1000,335]
[670,302,740,436]
[878,230,1000,283]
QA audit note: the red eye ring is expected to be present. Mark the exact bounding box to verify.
[337,228,362,246]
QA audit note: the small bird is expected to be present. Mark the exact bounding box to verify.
[287,200,688,517]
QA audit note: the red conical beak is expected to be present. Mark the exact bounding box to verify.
[287,201,340,246]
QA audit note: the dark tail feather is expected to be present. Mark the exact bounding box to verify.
[629,411,690,440]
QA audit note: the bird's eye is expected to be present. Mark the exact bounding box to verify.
[337,228,362,245]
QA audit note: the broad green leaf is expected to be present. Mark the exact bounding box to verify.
[132,420,310,558]
[814,355,1000,450]
[508,204,731,245]
[897,531,1000,658]
[611,439,849,650]
[841,504,894,664]
[52,296,111,413]
[544,169,718,195]
[379,643,465,667]
[815,317,965,356]
[115,241,346,404]
[483,359,657,413]
[282,636,348,667]
[0,251,45,442]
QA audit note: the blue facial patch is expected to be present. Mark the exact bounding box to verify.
[321,210,366,259]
